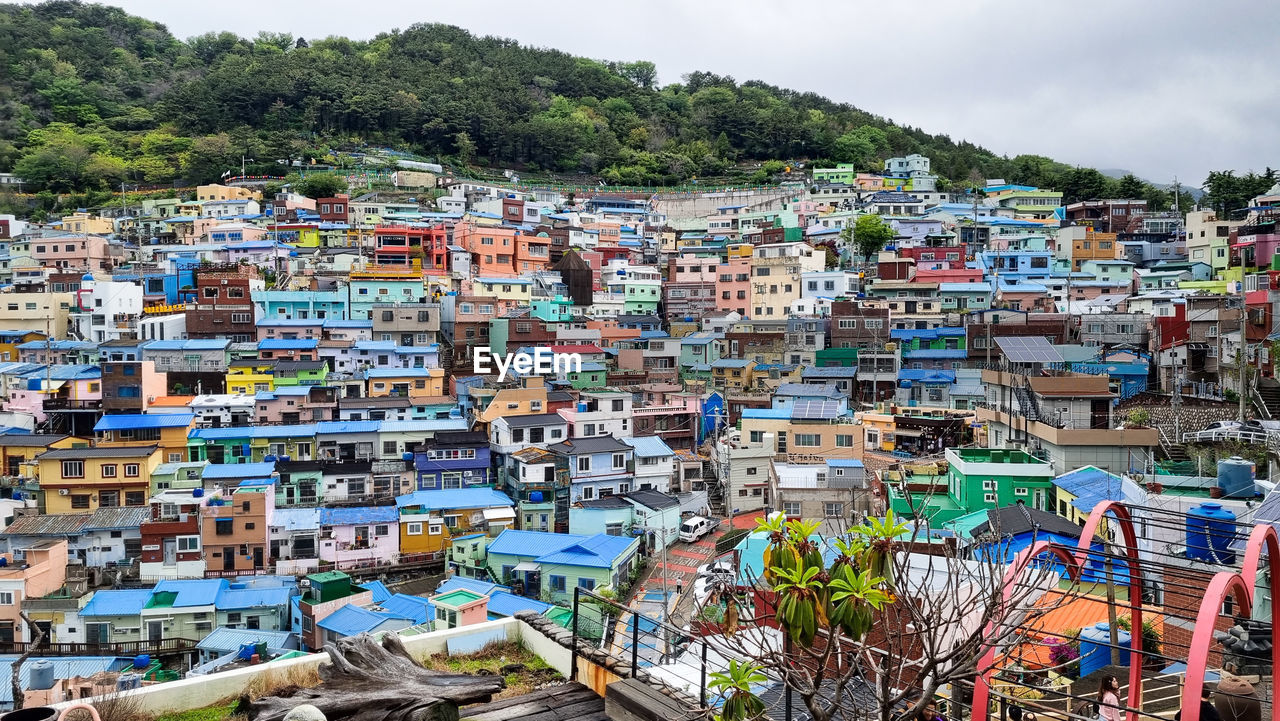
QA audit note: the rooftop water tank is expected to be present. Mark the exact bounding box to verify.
[1187,502,1237,564]
[1218,456,1256,498]
[577,402,588,412]
[133,654,150,669]
[402,452,414,461]
[264,454,277,462]
[192,488,204,498]
[1079,622,1130,679]
[28,660,54,691]
[529,491,544,503]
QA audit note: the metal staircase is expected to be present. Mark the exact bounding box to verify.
[1012,383,1041,423]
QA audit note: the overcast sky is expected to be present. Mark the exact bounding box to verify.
[88,0,1280,185]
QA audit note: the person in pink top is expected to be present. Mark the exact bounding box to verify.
[1096,676,1123,721]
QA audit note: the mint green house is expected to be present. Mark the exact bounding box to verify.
[891,447,1054,524]
[567,363,607,390]
[484,529,639,605]
[273,361,329,387]
[814,347,858,368]
[348,278,425,319]
[531,296,573,322]
[680,332,722,369]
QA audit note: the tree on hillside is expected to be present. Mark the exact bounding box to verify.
[1202,169,1277,217]
[294,172,347,199]
[852,214,895,263]
[1115,173,1145,199]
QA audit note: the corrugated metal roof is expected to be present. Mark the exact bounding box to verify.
[319,506,399,526]
[38,446,158,460]
[621,436,674,458]
[258,339,319,350]
[2,513,92,536]
[0,434,68,447]
[153,579,227,607]
[435,578,511,596]
[215,586,294,610]
[191,425,317,440]
[203,462,277,479]
[195,627,295,652]
[378,594,433,624]
[360,581,392,604]
[81,589,153,617]
[86,506,151,531]
[94,413,194,432]
[316,604,401,636]
[486,590,551,618]
[395,488,514,511]
[0,657,134,704]
[314,420,382,435]
[270,507,320,532]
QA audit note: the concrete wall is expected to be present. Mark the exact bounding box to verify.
[653,188,798,222]
[52,617,523,716]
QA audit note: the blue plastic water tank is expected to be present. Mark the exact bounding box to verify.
[1217,456,1256,498]
[28,660,54,690]
[0,558,9,568]
[577,402,588,412]
[192,488,204,498]
[402,452,414,461]
[11,492,21,502]
[133,654,150,669]
[529,491,544,503]
[1079,622,1129,678]
[279,455,290,462]
[264,454,277,462]
[1187,502,1237,564]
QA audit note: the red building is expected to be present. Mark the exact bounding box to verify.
[187,265,261,342]
[317,194,349,223]
[373,225,449,268]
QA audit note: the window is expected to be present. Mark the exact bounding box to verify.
[746,467,758,476]
[0,592,14,605]
[551,575,566,592]
[984,493,997,503]
[177,536,200,552]
[824,502,844,518]
[99,491,119,507]
[71,494,90,509]
[577,578,596,591]
[580,486,595,501]
[100,464,117,478]
[782,502,802,516]
[216,519,234,535]
[794,434,819,447]
[429,523,443,535]
[407,522,423,536]
[835,435,853,448]
[612,453,626,469]
[578,456,591,472]
[62,460,85,478]
[124,464,139,477]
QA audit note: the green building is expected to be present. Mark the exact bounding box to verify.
[814,347,858,368]
[890,447,1054,524]
[484,529,639,605]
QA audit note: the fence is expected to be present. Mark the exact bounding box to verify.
[569,586,799,721]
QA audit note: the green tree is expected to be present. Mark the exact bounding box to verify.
[852,214,895,263]
[293,172,348,199]
[1115,173,1145,199]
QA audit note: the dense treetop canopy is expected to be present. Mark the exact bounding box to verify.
[0,1,1212,208]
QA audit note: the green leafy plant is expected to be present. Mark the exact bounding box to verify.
[708,660,767,721]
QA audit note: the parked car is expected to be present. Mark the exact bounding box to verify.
[679,515,717,543]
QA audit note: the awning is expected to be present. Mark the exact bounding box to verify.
[894,428,924,437]
[513,561,540,572]
[483,507,516,521]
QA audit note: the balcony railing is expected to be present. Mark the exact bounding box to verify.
[0,637,198,657]
[44,398,102,411]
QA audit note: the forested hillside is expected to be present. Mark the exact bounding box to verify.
[0,1,1191,207]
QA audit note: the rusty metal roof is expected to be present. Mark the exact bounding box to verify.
[2,513,93,536]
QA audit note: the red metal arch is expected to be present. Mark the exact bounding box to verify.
[1179,572,1255,721]
[972,502,1147,721]
[1178,523,1280,721]
[971,540,1083,720]
[1076,502,1145,718]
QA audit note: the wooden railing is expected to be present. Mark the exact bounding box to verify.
[0,636,199,657]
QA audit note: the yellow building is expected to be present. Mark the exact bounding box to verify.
[397,490,515,556]
[94,413,196,464]
[58,213,113,235]
[0,330,46,363]
[227,361,275,395]
[0,293,74,338]
[739,412,860,461]
[0,434,80,479]
[196,184,261,202]
[471,278,532,306]
[711,359,757,390]
[365,368,445,399]
[36,446,162,513]
[472,376,549,430]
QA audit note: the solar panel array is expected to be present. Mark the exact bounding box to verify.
[791,400,843,420]
[994,336,1063,364]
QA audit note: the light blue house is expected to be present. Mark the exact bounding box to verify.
[252,290,349,321]
[570,488,682,549]
[485,529,640,604]
[547,435,636,503]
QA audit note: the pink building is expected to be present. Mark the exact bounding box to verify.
[668,254,720,283]
[318,507,400,570]
[996,287,1054,313]
[5,372,102,423]
[255,386,337,424]
[31,234,112,272]
[429,588,489,630]
[715,258,752,316]
[257,320,325,341]
[0,540,69,642]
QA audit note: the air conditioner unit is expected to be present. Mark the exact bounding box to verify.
[58,489,70,495]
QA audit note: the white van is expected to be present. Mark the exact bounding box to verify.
[679,515,714,543]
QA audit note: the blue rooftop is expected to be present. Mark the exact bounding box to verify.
[486,529,636,568]
[396,488,514,511]
[215,586,294,610]
[622,435,675,458]
[316,604,404,637]
[486,590,552,619]
[259,339,319,350]
[319,506,400,525]
[378,594,434,624]
[153,579,228,607]
[902,348,969,359]
[95,413,194,432]
[80,589,156,617]
[203,462,277,479]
